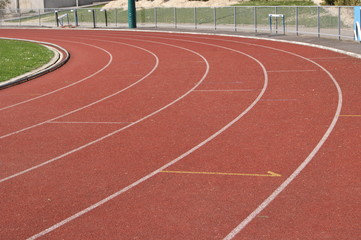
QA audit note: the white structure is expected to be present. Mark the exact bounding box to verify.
[7,0,109,9]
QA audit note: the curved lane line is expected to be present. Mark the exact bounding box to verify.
[26,38,268,240]
[216,41,343,239]
[0,39,158,139]
[170,34,343,239]
[0,40,112,112]
[75,32,344,238]
[0,40,208,184]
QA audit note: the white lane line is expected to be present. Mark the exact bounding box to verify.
[115,33,344,238]
[48,121,131,124]
[0,40,158,140]
[0,40,113,112]
[268,70,317,73]
[219,41,343,240]
[310,56,349,60]
[193,89,256,92]
[260,99,297,101]
[0,41,207,184]
[205,81,243,84]
[26,37,268,240]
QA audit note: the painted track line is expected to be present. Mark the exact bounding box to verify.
[149,32,343,239]
[0,40,112,112]
[26,39,268,240]
[47,121,132,124]
[221,43,343,240]
[88,32,344,238]
[0,41,208,184]
[0,39,158,139]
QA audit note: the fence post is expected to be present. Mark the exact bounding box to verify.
[55,10,59,27]
[88,9,96,28]
[275,6,278,34]
[174,7,177,29]
[296,6,298,36]
[338,7,341,40]
[154,8,157,28]
[317,6,320,38]
[38,9,41,26]
[254,7,257,33]
[214,7,216,30]
[194,7,197,30]
[234,6,237,32]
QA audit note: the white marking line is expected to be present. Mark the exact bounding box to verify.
[26,37,268,240]
[0,40,112,112]
[261,99,297,101]
[0,41,208,184]
[0,40,158,140]
[268,70,317,73]
[193,89,256,92]
[310,56,349,60]
[48,121,131,125]
[219,41,343,240]
[205,81,243,84]
[116,33,343,238]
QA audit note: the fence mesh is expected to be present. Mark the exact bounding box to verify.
[0,6,356,40]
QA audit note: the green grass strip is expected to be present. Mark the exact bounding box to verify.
[0,39,54,82]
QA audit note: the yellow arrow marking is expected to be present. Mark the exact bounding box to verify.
[161,170,281,177]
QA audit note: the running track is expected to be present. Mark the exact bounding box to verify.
[0,29,360,239]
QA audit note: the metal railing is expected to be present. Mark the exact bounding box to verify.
[0,6,355,40]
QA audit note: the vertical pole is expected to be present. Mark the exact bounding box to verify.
[174,7,177,29]
[234,6,237,32]
[269,15,272,32]
[154,8,157,28]
[115,8,118,27]
[275,7,278,34]
[254,7,257,33]
[75,9,78,26]
[296,6,298,36]
[317,6,320,38]
[89,10,96,28]
[194,7,197,30]
[128,0,136,28]
[104,10,108,27]
[38,9,41,26]
[55,11,59,27]
[214,7,216,30]
[338,7,341,40]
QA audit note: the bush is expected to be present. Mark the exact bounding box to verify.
[323,0,360,5]
[0,0,10,9]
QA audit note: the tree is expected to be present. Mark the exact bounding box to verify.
[323,0,360,5]
[0,0,10,9]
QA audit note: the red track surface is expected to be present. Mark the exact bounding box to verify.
[0,29,360,240]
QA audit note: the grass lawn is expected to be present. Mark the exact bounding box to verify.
[0,39,54,82]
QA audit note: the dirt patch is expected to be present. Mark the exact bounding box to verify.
[104,0,241,10]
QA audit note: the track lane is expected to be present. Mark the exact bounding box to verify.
[0,30,268,240]
[0,37,213,181]
[29,33,343,240]
[0,38,161,137]
[1,29,357,239]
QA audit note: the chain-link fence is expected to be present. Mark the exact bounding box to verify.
[0,6,355,40]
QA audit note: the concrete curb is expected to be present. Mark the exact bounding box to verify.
[0,38,70,90]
